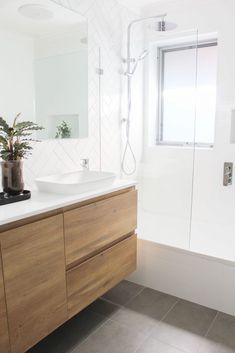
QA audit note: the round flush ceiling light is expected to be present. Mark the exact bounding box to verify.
[18,4,54,21]
[80,37,88,45]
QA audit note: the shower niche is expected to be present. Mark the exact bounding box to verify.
[0,0,88,139]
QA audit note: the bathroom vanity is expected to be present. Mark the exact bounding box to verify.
[0,182,137,353]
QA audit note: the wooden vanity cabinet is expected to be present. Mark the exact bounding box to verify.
[0,215,67,353]
[64,189,137,267]
[0,252,10,353]
[0,187,137,353]
[67,234,137,317]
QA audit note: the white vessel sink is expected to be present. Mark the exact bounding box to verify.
[35,170,116,195]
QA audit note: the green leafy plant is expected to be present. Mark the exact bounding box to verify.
[0,113,44,161]
[55,121,71,139]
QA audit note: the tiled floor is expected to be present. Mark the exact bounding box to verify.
[28,281,235,353]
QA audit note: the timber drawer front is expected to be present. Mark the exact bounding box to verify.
[0,187,137,353]
[67,234,137,318]
[64,189,137,267]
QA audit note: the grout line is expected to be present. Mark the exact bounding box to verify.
[123,286,146,306]
[72,285,147,353]
[195,311,219,353]
[100,283,146,308]
[72,291,222,353]
[132,297,181,353]
[99,296,124,309]
[155,338,191,353]
[73,287,180,353]
[108,296,180,332]
[155,333,194,353]
[204,311,219,338]
[160,297,180,322]
[70,315,109,353]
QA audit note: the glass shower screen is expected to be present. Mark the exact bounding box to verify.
[138,28,199,250]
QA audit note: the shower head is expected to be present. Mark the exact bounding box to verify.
[149,19,177,32]
[125,49,149,77]
[138,49,149,60]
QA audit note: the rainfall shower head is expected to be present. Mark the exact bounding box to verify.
[149,19,177,32]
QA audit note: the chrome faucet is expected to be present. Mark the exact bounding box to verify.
[80,158,89,170]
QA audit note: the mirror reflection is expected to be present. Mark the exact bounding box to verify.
[0,0,88,139]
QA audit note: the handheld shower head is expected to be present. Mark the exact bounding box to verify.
[138,49,149,60]
[125,49,149,76]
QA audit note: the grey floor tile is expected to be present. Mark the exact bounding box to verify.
[88,298,120,317]
[197,338,235,353]
[27,307,108,353]
[101,280,144,305]
[26,288,235,353]
[136,336,185,353]
[125,287,178,321]
[198,312,235,353]
[75,319,147,353]
[110,306,158,336]
[152,300,217,353]
[108,288,177,336]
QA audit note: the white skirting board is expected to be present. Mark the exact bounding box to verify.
[128,239,235,316]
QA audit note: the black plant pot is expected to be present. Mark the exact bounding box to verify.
[1,161,24,196]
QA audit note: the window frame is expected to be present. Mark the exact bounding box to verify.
[156,40,217,148]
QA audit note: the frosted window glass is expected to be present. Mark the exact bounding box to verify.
[195,45,217,144]
[160,44,217,145]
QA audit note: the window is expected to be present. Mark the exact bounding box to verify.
[157,41,217,147]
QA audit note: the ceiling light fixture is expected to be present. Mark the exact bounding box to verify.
[18,4,54,21]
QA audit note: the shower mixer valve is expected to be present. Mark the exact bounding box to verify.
[223,162,233,186]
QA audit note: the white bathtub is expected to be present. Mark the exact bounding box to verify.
[129,237,235,316]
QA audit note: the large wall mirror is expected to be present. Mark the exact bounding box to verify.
[0,0,88,139]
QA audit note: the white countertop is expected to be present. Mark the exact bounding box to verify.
[0,179,137,226]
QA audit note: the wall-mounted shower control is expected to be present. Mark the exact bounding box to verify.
[223,162,233,186]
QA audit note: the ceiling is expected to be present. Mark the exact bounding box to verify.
[0,0,86,38]
[117,0,198,13]
[117,0,164,12]
[0,0,172,15]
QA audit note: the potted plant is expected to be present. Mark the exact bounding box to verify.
[0,113,43,196]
